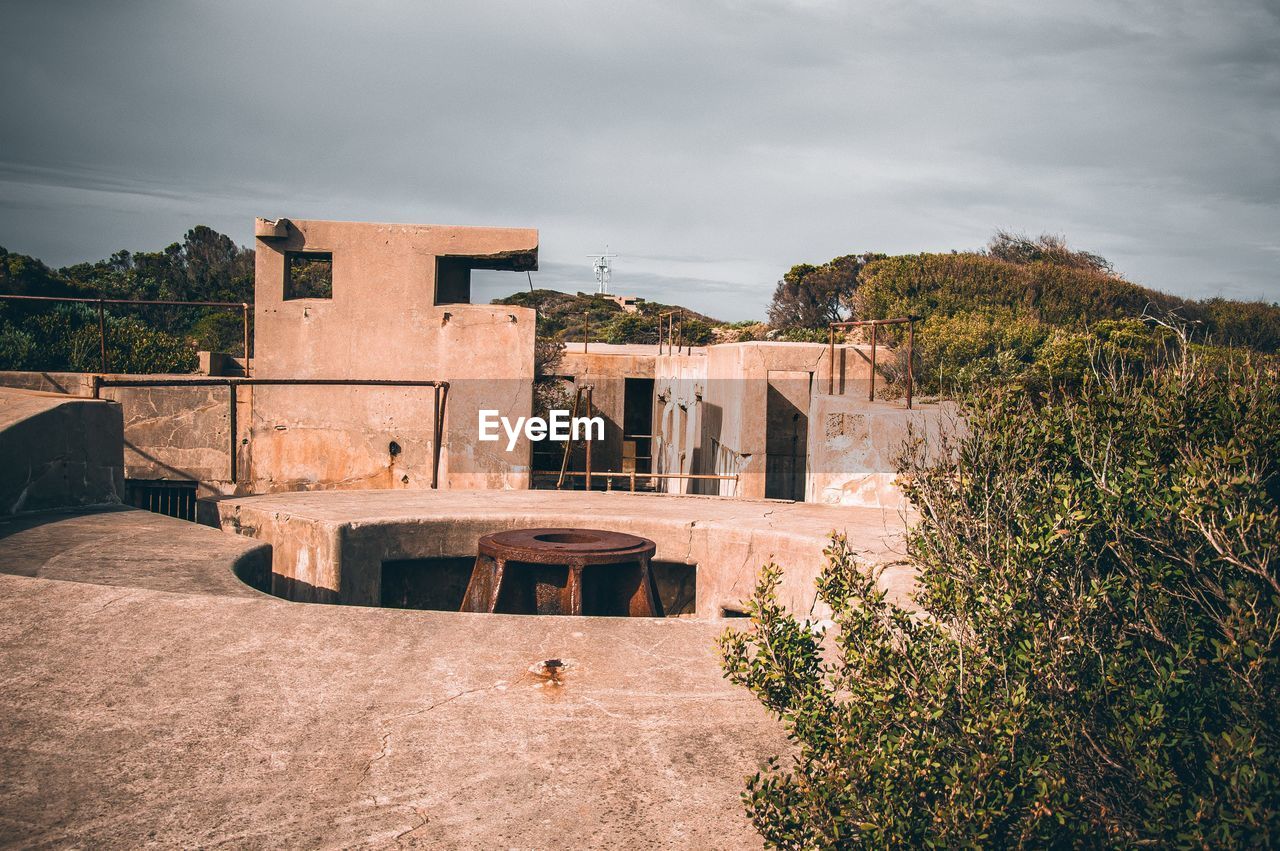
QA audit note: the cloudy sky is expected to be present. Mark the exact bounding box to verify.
[2,0,1277,319]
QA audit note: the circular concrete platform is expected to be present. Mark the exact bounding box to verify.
[215,489,914,618]
[0,492,913,847]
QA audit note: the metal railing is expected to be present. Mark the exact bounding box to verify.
[556,384,595,487]
[828,315,921,408]
[91,376,449,488]
[556,470,739,492]
[0,293,252,375]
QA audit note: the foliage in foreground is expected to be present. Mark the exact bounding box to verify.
[721,352,1280,847]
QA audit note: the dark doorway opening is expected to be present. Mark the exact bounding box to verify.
[765,370,811,501]
[623,377,655,478]
[381,556,695,616]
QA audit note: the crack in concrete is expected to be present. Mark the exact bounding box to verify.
[394,807,431,845]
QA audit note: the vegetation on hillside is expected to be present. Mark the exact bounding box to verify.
[493,289,720,347]
[722,339,1280,847]
[769,232,1280,398]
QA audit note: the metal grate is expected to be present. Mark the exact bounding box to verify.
[125,479,198,522]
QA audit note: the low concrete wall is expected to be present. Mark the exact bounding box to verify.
[0,372,474,496]
[0,387,124,514]
[805,396,957,509]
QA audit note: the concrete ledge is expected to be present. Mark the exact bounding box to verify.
[216,489,915,617]
[0,387,124,515]
[0,506,271,598]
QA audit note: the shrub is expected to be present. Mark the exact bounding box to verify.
[721,349,1280,847]
[1,304,196,374]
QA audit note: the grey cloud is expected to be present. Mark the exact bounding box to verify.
[1,0,1276,319]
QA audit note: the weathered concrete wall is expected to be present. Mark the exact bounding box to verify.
[0,373,240,496]
[0,387,124,514]
[560,345,662,475]
[652,352,708,494]
[254,218,538,490]
[805,395,957,508]
[652,342,877,499]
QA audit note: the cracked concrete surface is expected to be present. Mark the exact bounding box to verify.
[0,486,911,847]
[0,567,786,848]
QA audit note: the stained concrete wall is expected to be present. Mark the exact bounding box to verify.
[0,374,242,497]
[805,394,957,508]
[253,218,539,490]
[0,387,124,514]
[560,345,663,475]
[648,342,878,499]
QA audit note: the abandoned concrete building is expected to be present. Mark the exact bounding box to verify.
[0,217,946,847]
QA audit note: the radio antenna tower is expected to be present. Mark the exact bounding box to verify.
[588,245,618,294]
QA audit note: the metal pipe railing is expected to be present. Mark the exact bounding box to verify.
[91,376,449,488]
[552,470,739,492]
[556,384,594,489]
[827,315,922,408]
[0,293,252,376]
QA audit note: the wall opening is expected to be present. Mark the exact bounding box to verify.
[434,257,472,305]
[284,251,333,300]
[623,377,655,476]
[380,556,696,616]
[765,370,811,500]
[124,478,198,522]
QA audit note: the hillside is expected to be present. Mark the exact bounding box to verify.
[493,289,725,346]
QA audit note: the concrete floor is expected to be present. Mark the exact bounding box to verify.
[0,506,792,848]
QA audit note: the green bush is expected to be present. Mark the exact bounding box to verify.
[1,305,196,374]
[721,350,1280,847]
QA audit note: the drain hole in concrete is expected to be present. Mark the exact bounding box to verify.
[530,658,572,683]
[532,532,601,545]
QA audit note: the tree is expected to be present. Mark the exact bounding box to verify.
[721,346,1280,847]
[767,254,879,330]
[986,229,1113,273]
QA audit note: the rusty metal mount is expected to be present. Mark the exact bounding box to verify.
[461,527,664,617]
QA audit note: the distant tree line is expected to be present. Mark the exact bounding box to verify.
[0,226,253,372]
[766,231,1280,396]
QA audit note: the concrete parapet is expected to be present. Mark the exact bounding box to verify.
[0,387,124,515]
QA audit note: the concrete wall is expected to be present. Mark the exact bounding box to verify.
[0,387,124,514]
[560,345,663,475]
[651,342,877,499]
[253,218,540,490]
[806,395,957,509]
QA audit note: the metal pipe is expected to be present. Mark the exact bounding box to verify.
[557,471,739,481]
[556,387,582,489]
[97,299,108,373]
[0,294,249,308]
[828,327,836,395]
[93,378,447,388]
[869,323,878,402]
[829,316,918,328]
[228,383,238,483]
[432,382,449,489]
[584,386,593,491]
[242,303,251,376]
[907,319,915,410]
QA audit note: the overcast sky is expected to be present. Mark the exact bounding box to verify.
[2,0,1277,319]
